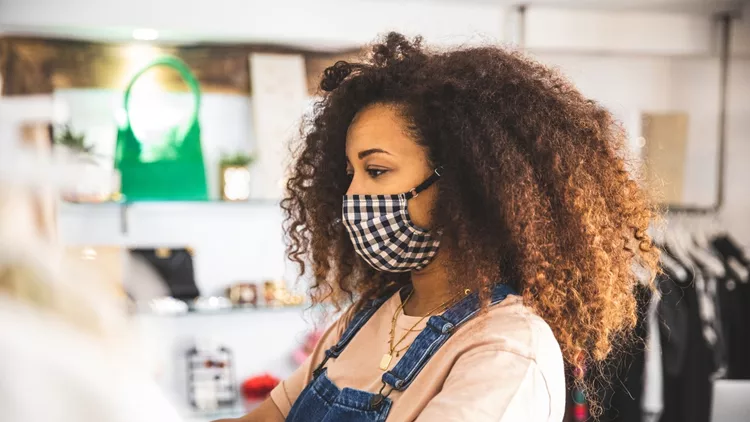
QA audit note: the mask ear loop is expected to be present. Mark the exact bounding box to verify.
[405,167,444,200]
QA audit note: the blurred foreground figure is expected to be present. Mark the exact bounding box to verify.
[0,144,182,422]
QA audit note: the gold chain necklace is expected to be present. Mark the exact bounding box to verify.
[379,290,465,371]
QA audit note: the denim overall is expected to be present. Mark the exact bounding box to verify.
[286,283,517,422]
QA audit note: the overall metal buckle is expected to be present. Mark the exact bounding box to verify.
[369,382,393,410]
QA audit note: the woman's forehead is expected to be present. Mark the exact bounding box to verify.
[345,104,420,158]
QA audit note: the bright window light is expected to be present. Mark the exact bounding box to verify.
[132,28,159,41]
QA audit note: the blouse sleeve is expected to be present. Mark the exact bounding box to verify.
[414,346,552,422]
[269,311,350,417]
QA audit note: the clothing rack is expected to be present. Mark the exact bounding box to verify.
[665,12,733,215]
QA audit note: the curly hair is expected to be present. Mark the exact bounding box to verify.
[281,32,660,414]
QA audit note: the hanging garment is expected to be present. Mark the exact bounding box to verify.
[677,233,729,373]
[657,257,690,379]
[285,284,517,422]
[689,256,728,379]
[659,266,715,422]
[642,286,664,421]
[115,56,208,201]
[599,285,650,422]
[713,235,750,379]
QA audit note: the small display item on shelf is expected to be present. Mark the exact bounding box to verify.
[241,373,280,400]
[115,56,209,201]
[283,293,305,306]
[263,280,281,306]
[227,283,258,307]
[148,296,189,315]
[219,152,255,202]
[187,339,237,411]
[54,124,122,203]
[193,296,233,312]
[129,247,200,301]
[263,280,305,307]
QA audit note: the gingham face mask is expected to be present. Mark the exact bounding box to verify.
[342,168,442,273]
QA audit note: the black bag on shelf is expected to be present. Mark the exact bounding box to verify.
[130,248,200,300]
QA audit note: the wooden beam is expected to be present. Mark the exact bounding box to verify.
[0,37,357,96]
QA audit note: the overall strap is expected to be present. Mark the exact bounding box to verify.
[381,283,517,390]
[312,293,393,377]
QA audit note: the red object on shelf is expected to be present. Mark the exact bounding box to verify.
[241,373,281,400]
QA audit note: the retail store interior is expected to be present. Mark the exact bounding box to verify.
[1,0,750,421]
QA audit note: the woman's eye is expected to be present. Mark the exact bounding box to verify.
[366,168,387,178]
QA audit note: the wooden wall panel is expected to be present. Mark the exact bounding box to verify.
[0,38,252,95]
[304,52,363,96]
[0,37,359,97]
[0,39,9,93]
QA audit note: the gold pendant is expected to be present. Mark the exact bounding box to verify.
[379,353,393,371]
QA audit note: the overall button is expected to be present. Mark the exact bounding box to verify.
[442,323,455,334]
[370,394,384,410]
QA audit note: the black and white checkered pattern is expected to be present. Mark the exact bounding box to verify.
[342,193,441,273]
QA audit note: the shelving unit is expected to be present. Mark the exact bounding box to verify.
[59,199,281,235]
[138,303,309,317]
[57,198,309,419]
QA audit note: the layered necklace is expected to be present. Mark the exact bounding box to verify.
[379,289,467,371]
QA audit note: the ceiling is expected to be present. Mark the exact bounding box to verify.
[438,0,745,13]
[0,0,746,51]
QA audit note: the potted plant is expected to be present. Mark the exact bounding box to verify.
[54,124,94,155]
[219,151,255,201]
[54,124,121,203]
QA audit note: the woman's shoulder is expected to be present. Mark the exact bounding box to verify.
[444,294,567,418]
[454,295,563,364]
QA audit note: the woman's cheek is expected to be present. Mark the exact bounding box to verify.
[407,191,436,230]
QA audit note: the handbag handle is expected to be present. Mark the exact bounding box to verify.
[121,56,201,131]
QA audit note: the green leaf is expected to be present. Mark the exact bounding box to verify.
[54,124,94,154]
[219,151,256,167]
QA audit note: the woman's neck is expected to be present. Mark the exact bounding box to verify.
[404,251,456,316]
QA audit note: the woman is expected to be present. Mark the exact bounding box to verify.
[234,33,659,421]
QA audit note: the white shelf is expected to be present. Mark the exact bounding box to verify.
[137,304,308,318]
[58,199,280,218]
[57,199,285,245]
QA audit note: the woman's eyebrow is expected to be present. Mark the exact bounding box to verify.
[357,148,392,159]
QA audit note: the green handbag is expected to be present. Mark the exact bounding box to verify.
[115,56,208,201]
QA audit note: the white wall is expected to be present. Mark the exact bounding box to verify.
[524,7,714,55]
[0,95,54,143]
[526,9,750,241]
[530,53,724,209]
[723,57,750,242]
